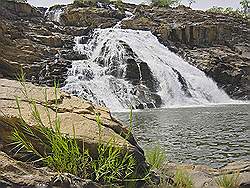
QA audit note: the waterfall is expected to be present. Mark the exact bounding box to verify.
[62,28,232,111]
[44,6,64,23]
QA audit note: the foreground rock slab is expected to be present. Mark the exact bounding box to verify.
[0,78,146,166]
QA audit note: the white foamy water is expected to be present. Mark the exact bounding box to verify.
[45,7,64,23]
[63,28,233,111]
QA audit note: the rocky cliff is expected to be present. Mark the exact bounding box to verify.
[0,1,250,187]
[0,0,249,100]
[121,4,250,100]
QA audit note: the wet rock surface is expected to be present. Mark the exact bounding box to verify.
[182,47,249,99]
[103,40,161,108]
[121,5,250,100]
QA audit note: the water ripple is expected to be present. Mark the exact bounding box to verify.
[114,104,250,168]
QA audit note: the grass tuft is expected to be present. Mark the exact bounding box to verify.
[11,70,138,185]
[151,0,180,7]
[12,80,91,178]
[92,141,136,184]
[216,172,241,188]
[145,145,166,170]
[174,169,193,188]
[92,113,136,184]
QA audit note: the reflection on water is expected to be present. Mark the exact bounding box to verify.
[114,104,250,168]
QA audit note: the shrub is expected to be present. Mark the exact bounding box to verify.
[174,169,193,188]
[207,6,224,13]
[240,0,250,15]
[216,172,241,188]
[207,6,249,19]
[145,145,166,170]
[8,0,27,2]
[113,0,124,9]
[187,0,196,7]
[151,0,181,8]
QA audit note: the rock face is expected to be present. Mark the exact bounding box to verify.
[0,78,145,162]
[0,0,91,87]
[0,0,249,100]
[184,47,249,99]
[121,5,250,100]
[60,2,125,28]
[0,0,42,18]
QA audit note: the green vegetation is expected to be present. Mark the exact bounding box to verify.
[92,112,136,184]
[216,172,241,188]
[174,169,193,188]
[92,141,135,183]
[126,106,133,140]
[11,72,138,186]
[151,0,181,8]
[240,0,250,15]
[113,0,125,12]
[207,6,249,19]
[144,145,196,188]
[145,145,166,170]
[187,0,195,7]
[12,74,91,178]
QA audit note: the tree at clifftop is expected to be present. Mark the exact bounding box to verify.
[240,0,250,15]
[188,0,196,7]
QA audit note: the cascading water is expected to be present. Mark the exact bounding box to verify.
[44,6,65,23]
[62,19,232,111]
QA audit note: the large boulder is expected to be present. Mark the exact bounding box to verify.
[0,78,146,168]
